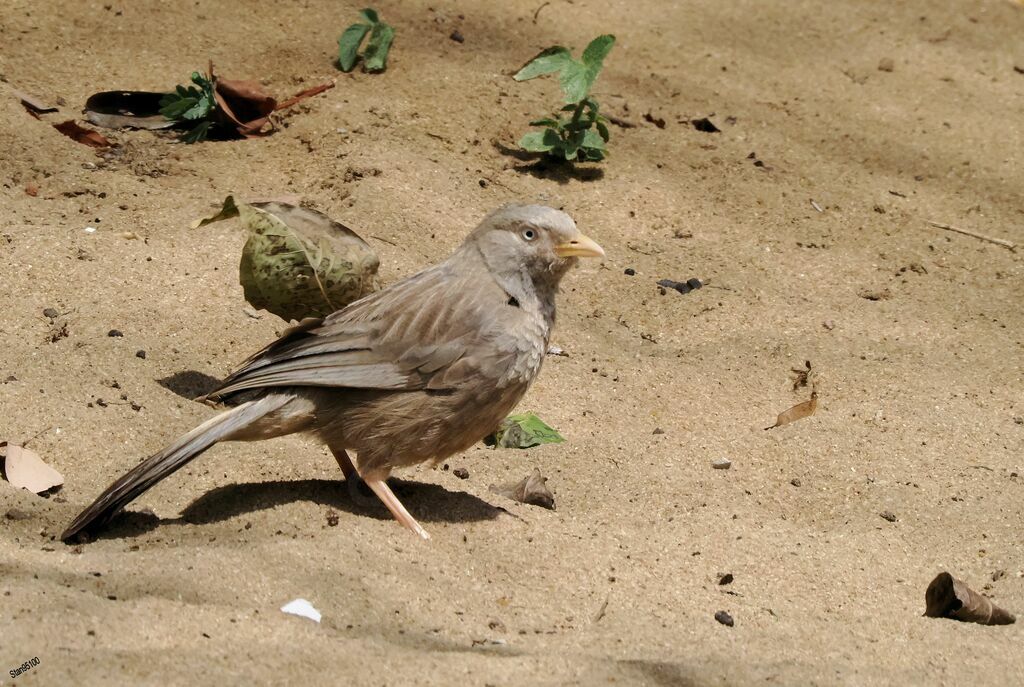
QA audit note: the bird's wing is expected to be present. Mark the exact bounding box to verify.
[206,259,511,400]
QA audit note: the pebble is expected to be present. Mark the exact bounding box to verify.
[712,458,732,470]
[718,573,734,586]
[42,308,59,319]
[107,329,123,337]
[453,467,470,480]
[790,478,801,487]
[880,510,897,523]
[135,350,147,359]
[449,29,464,43]
[714,610,734,627]
[624,268,636,275]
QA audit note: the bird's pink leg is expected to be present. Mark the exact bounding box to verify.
[364,478,431,540]
[330,447,430,540]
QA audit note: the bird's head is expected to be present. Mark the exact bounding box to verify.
[467,204,604,291]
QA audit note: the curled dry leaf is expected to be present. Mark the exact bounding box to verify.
[213,78,276,137]
[765,391,818,430]
[1,442,64,493]
[925,572,1016,626]
[490,468,556,510]
[193,196,380,321]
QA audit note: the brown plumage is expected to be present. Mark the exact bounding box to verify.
[61,204,604,541]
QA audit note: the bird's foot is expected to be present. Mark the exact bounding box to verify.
[365,478,431,540]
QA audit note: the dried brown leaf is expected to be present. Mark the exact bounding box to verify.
[213,78,276,137]
[490,468,555,510]
[1,443,64,493]
[53,120,112,148]
[275,81,336,111]
[765,391,818,430]
[924,572,1016,625]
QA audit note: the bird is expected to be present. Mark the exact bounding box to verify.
[61,203,604,542]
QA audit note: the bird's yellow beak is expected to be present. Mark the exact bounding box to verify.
[555,233,605,258]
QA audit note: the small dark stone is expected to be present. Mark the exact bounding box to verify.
[42,308,60,319]
[3,375,17,383]
[135,350,147,359]
[624,268,636,276]
[718,573,734,586]
[880,510,897,523]
[478,178,487,187]
[130,402,142,411]
[326,510,340,527]
[714,610,734,626]
[107,329,123,337]
[691,117,721,133]
[107,595,117,601]
[450,29,464,43]
[95,398,108,408]
[453,467,470,480]
[652,427,665,435]
[790,478,802,487]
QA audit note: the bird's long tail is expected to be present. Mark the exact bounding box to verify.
[61,393,293,541]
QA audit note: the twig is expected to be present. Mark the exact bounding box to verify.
[274,81,336,111]
[532,1,551,23]
[593,595,609,622]
[21,426,54,449]
[369,235,398,247]
[925,220,1016,251]
[810,200,823,213]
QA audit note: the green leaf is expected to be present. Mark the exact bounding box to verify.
[338,23,371,72]
[561,130,586,159]
[233,201,381,321]
[596,120,610,142]
[581,146,606,161]
[519,130,556,152]
[581,128,606,150]
[484,413,564,449]
[513,46,572,81]
[528,118,560,127]
[581,34,615,71]
[558,60,591,103]
[181,120,212,143]
[359,8,379,24]
[362,21,395,73]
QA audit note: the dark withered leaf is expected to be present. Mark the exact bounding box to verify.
[490,468,555,510]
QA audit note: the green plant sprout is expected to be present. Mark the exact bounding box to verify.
[158,71,215,143]
[338,8,395,73]
[513,34,615,162]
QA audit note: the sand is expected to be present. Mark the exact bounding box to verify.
[2,0,1023,684]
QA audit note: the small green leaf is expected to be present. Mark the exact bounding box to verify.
[558,60,591,103]
[519,130,556,152]
[581,128,606,150]
[528,118,560,127]
[581,34,615,71]
[485,413,564,449]
[181,121,212,143]
[362,21,395,73]
[359,8,379,24]
[513,46,572,81]
[596,120,610,142]
[338,23,371,72]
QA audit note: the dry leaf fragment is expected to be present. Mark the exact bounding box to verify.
[924,572,1016,625]
[490,468,555,510]
[213,77,276,137]
[275,81,336,111]
[1,443,64,493]
[13,88,58,114]
[765,391,818,430]
[53,120,112,148]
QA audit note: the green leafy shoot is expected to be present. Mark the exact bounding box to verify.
[514,35,615,162]
[484,413,565,449]
[159,71,216,143]
[338,8,395,73]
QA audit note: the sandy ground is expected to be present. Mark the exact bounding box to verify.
[2,0,1023,685]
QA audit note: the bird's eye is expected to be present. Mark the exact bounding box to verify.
[522,229,537,241]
